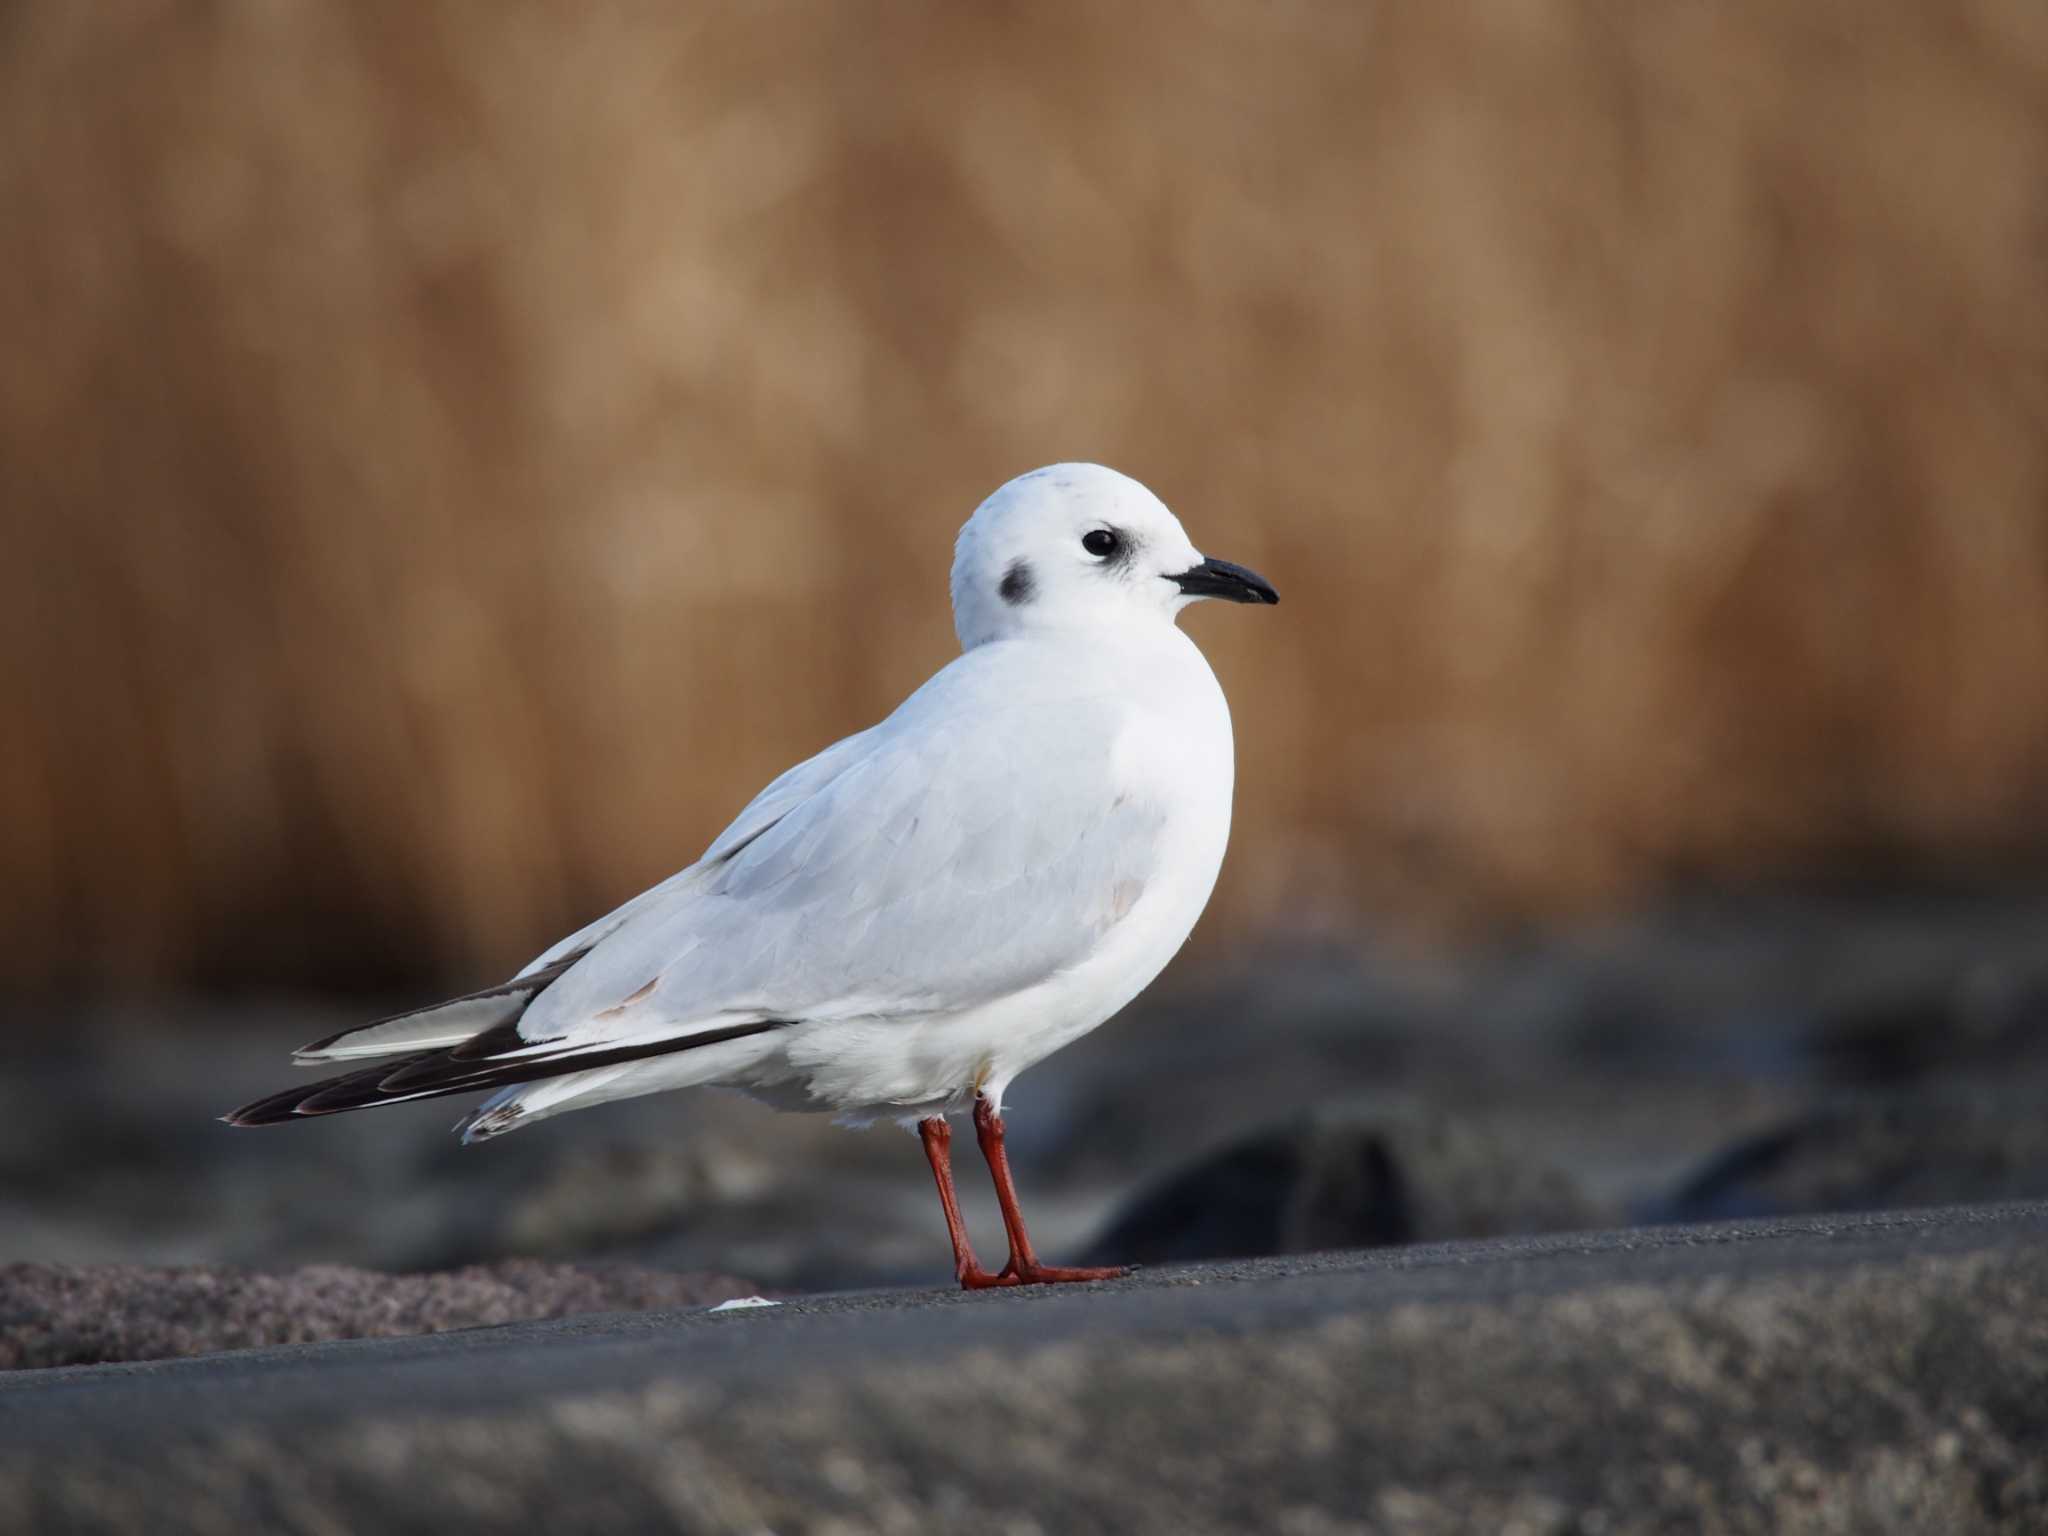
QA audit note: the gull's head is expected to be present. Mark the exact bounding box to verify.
[950,463,1277,650]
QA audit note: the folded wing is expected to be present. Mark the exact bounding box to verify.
[517,657,1166,1045]
[227,645,1165,1126]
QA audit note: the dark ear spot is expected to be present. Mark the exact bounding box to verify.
[999,559,1035,606]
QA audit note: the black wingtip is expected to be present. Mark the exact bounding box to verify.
[218,1017,791,1132]
[219,1093,302,1128]
[220,1074,363,1126]
[292,1026,353,1057]
[291,951,592,1058]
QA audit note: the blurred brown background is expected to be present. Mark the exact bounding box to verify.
[5,1,2047,1000]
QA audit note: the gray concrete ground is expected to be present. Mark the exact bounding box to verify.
[4,1202,2045,1534]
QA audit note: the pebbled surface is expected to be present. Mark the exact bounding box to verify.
[0,1259,758,1370]
[3,1203,2047,1533]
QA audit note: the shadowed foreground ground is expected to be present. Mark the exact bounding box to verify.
[4,1203,2044,1534]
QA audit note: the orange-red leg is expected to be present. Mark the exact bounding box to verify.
[956,1095,1126,1286]
[920,1098,1129,1289]
[919,1115,1008,1287]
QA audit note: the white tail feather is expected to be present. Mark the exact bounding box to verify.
[459,1031,784,1142]
[461,1064,640,1142]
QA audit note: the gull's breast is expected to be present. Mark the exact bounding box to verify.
[968,634,1238,1099]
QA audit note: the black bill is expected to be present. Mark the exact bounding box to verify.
[1168,556,1279,605]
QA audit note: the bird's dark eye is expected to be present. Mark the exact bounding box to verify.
[1082,529,1120,558]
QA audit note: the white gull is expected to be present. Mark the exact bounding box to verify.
[228,463,1278,1287]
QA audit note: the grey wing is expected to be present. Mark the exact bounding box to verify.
[700,727,883,864]
[517,692,1163,1043]
[514,726,881,979]
[276,720,901,1073]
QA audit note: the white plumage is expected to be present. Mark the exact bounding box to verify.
[234,463,1276,1160]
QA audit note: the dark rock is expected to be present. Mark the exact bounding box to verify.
[1801,965,2048,1086]
[1082,1107,1605,1265]
[0,1260,758,1370]
[1654,1093,2048,1224]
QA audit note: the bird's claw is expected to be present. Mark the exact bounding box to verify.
[959,1260,1128,1289]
